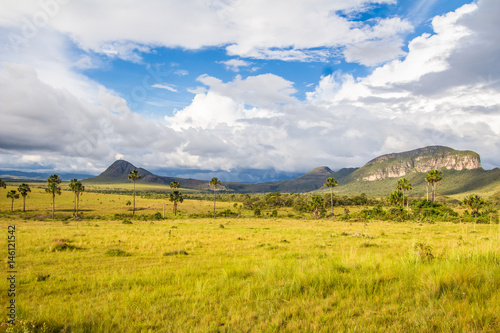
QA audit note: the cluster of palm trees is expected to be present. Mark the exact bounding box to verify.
[391,169,445,211]
[1,179,32,213]
[127,170,222,218]
[1,175,85,218]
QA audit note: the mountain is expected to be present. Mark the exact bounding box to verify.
[224,166,355,193]
[83,146,499,196]
[83,160,208,188]
[326,146,498,197]
[0,170,93,181]
[348,146,481,182]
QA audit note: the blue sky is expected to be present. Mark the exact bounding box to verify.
[1,0,499,179]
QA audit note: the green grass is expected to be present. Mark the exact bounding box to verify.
[1,218,500,332]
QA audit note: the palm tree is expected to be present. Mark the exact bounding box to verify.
[388,190,403,206]
[425,170,444,202]
[395,178,412,212]
[128,170,141,216]
[0,179,7,212]
[463,194,485,217]
[324,177,338,216]
[424,173,432,201]
[169,181,182,215]
[169,191,184,216]
[69,179,85,218]
[45,174,62,219]
[311,195,324,218]
[17,183,31,212]
[7,190,19,212]
[209,177,221,218]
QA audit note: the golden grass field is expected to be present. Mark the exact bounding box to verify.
[1,184,500,332]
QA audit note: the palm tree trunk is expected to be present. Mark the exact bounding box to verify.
[213,189,216,218]
[52,194,55,219]
[426,184,429,201]
[330,189,334,216]
[74,192,77,216]
[23,196,26,212]
[133,181,136,217]
[11,198,14,212]
[402,189,405,208]
[174,201,177,216]
[76,193,79,218]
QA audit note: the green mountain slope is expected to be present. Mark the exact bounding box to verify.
[84,146,499,197]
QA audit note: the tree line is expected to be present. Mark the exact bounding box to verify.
[0,168,495,221]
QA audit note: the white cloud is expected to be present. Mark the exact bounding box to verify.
[152,83,177,92]
[0,0,412,64]
[219,59,252,72]
[343,38,407,66]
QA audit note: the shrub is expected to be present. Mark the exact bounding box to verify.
[163,250,188,256]
[105,249,131,257]
[414,242,434,261]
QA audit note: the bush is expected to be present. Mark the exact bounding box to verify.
[105,249,131,257]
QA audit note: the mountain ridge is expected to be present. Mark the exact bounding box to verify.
[82,146,498,195]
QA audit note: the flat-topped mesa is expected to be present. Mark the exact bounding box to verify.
[357,146,481,181]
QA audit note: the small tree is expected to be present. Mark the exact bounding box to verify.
[387,190,403,206]
[324,177,338,216]
[69,179,85,218]
[169,181,182,215]
[311,195,324,218]
[463,194,485,217]
[7,190,19,212]
[45,174,62,219]
[128,170,141,216]
[209,177,222,218]
[17,183,31,212]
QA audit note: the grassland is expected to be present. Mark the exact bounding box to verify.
[1,185,500,332]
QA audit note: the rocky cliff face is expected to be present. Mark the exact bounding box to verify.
[354,146,481,181]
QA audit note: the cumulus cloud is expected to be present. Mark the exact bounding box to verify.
[307,1,500,168]
[1,0,412,64]
[0,0,499,175]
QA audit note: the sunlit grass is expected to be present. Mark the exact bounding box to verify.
[1,217,500,332]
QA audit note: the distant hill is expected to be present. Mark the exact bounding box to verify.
[0,170,93,181]
[83,146,499,197]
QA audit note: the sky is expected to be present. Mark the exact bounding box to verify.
[1,0,499,180]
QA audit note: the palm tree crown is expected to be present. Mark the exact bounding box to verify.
[209,177,222,218]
